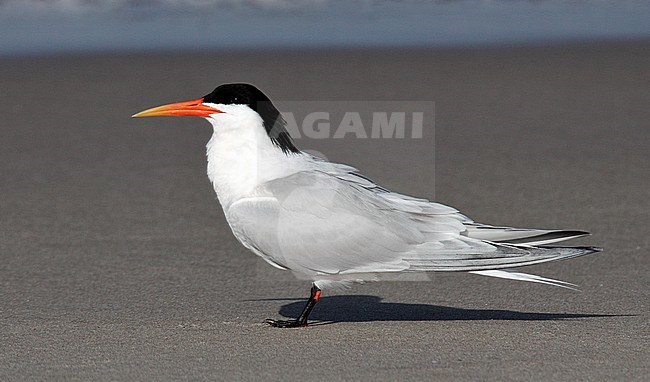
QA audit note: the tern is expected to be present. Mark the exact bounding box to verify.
[133,83,600,328]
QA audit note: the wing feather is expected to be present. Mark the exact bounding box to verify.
[225,166,599,285]
[226,170,492,277]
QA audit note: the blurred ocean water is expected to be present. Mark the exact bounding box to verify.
[0,0,649,56]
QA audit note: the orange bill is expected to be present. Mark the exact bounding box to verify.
[132,98,222,118]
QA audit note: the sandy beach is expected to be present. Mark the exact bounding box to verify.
[1,40,648,380]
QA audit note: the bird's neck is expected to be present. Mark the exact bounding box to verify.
[205,126,304,209]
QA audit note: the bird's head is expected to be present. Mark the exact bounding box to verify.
[132,83,299,154]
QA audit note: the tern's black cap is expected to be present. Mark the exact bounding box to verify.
[203,83,299,154]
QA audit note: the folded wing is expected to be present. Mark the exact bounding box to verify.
[225,168,600,286]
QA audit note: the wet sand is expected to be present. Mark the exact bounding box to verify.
[1,41,648,380]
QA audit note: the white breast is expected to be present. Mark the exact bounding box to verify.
[203,104,309,210]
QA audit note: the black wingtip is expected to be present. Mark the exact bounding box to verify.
[537,245,604,254]
[503,230,591,245]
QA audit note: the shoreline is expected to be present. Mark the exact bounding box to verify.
[2,36,649,60]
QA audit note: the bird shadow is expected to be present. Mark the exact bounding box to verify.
[271,295,625,325]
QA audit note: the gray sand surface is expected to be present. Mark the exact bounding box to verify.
[1,41,648,381]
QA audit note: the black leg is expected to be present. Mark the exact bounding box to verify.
[266,283,321,328]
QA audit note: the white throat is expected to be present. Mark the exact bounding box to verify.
[204,104,305,209]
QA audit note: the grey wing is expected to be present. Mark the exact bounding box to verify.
[225,170,497,278]
[226,165,599,286]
